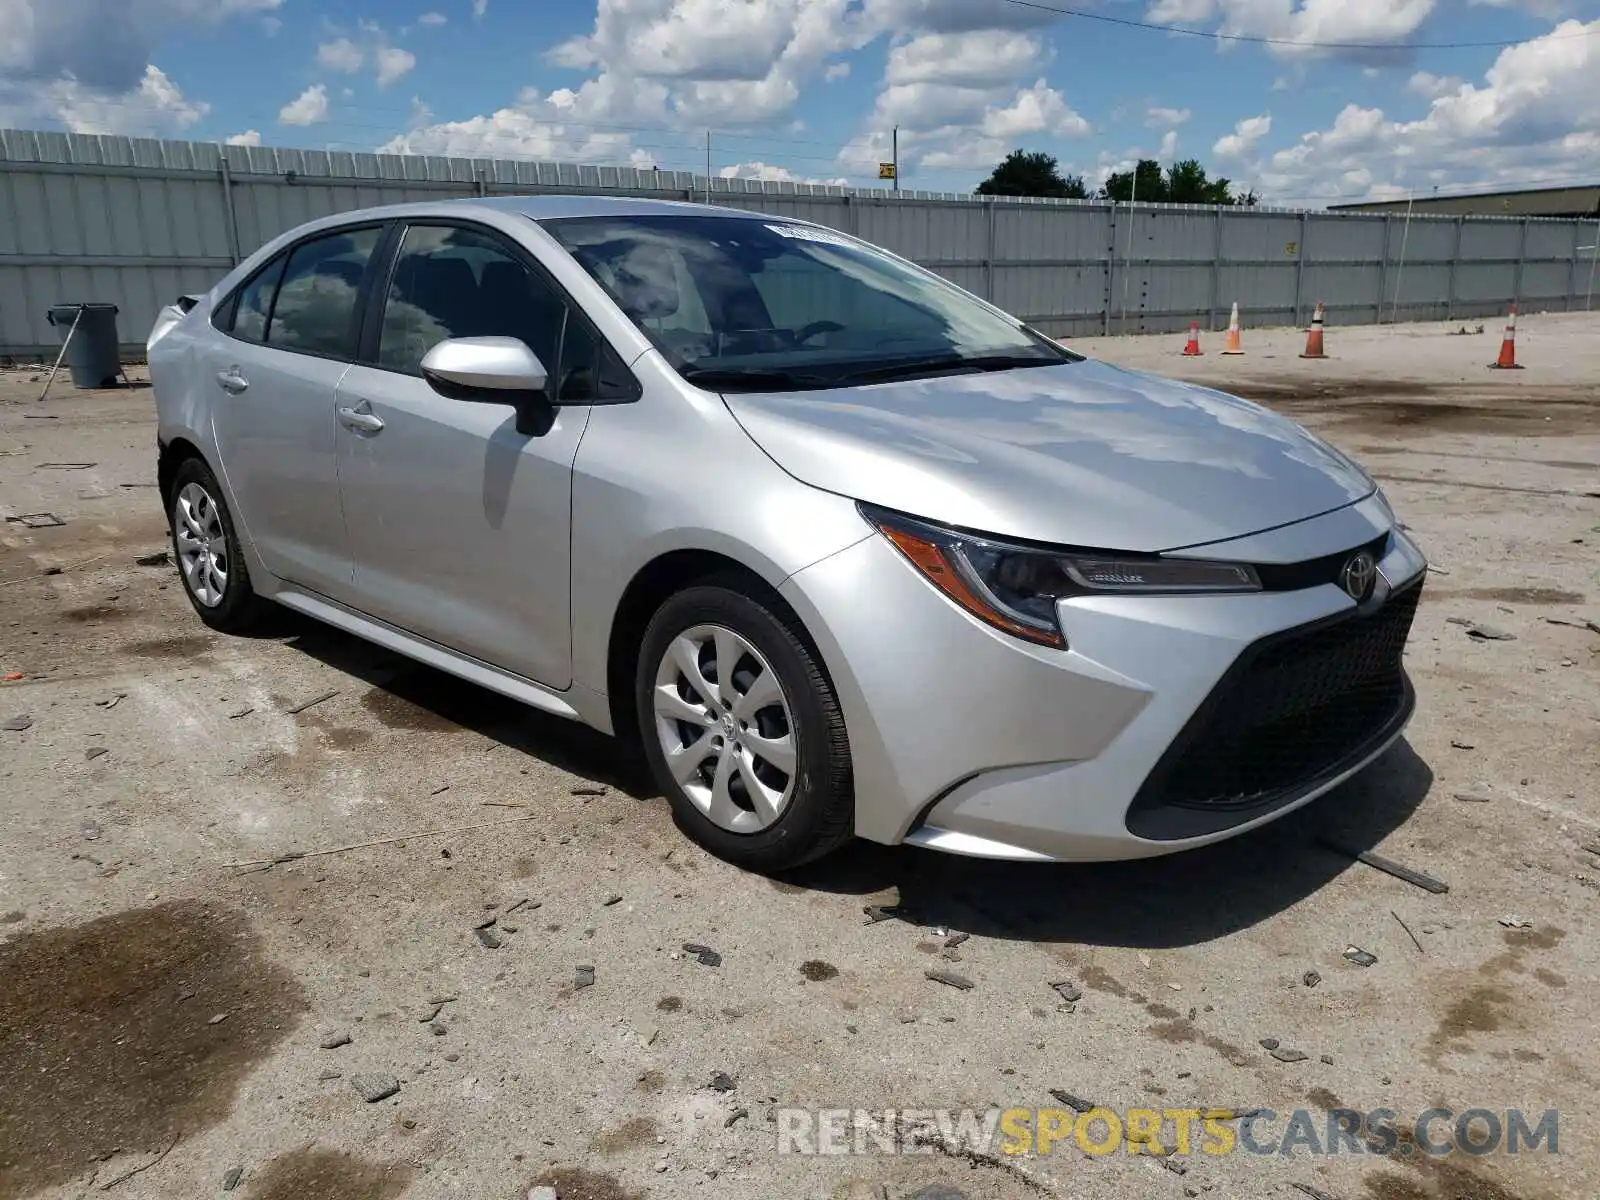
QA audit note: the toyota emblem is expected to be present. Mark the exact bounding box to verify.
[1340,550,1377,601]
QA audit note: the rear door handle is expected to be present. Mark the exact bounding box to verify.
[337,404,385,434]
[216,368,248,394]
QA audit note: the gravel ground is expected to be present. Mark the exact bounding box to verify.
[1,313,1596,1200]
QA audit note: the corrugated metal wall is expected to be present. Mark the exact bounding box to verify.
[2,127,1596,356]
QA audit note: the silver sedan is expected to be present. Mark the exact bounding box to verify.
[147,196,1427,870]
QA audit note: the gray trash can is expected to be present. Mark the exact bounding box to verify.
[47,303,122,389]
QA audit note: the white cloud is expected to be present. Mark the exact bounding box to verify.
[979,79,1089,139]
[1257,17,1600,201]
[380,88,651,163]
[375,46,416,86]
[471,0,488,16]
[1407,70,1463,98]
[279,83,330,125]
[0,0,281,91]
[1146,0,1439,62]
[226,129,262,146]
[1146,105,1192,128]
[885,29,1047,87]
[1213,113,1271,158]
[1159,129,1179,158]
[316,38,365,74]
[418,10,448,25]
[13,63,210,136]
[262,16,282,36]
[824,61,850,80]
[719,159,848,185]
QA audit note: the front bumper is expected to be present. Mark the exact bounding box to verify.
[781,495,1426,863]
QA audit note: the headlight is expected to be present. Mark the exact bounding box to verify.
[861,505,1261,650]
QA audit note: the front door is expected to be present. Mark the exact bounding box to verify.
[205,224,385,598]
[334,222,597,688]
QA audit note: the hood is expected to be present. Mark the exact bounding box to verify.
[723,358,1374,553]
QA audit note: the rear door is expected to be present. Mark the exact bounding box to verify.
[204,224,387,597]
[332,220,629,688]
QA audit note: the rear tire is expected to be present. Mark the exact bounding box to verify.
[636,582,854,871]
[167,456,271,633]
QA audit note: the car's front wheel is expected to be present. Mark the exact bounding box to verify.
[636,582,854,871]
[167,456,270,633]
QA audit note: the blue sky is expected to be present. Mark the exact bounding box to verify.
[1,1,1598,205]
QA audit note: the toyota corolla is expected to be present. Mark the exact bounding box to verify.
[147,196,1426,871]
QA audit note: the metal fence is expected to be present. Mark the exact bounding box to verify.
[2,127,1596,357]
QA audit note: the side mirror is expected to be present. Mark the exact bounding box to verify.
[420,336,553,436]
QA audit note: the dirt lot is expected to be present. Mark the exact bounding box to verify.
[1,313,1597,1200]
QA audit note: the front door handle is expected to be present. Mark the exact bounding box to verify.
[216,368,248,394]
[337,404,385,434]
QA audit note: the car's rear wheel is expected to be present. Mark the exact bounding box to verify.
[167,456,270,633]
[636,582,853,871]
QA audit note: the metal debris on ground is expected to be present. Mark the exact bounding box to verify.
[319,1031,352,1049]
[682,942,722,967]
[284,689,339,715]
[571,784,608,796]
[1320,1054,1335,1065]
[1317,838,1449,894]
[429,783,449,796]
[1450,739,1474,750]
[1498,915,1533,929]
[1453,791,1494,803]
[37,462,95,469]
[1446,616,1516,641]
[1259,1038,1280,1051]
[6,512,66,528]
[945,931,969,948]
[85,746,108,760]
[504,898,537,916]
[1290,1184,1338,1200]
[94,692,127,709]
[1047,1089,1095,1114]
[351,1074,400,1103]
[724,1108,749,1128]
[3,714,33,731]
[227,705,253,720]
[1343,946,1378,968]
[710,1071,736,1092]
[221,1166,244,1191]
[1391,910,1425,953]
[1270,1047,1309,1063]
[80,820,101,841]
[220,814,546,869]
[475,927,502,950]
[862,903,905,924]
[603,893,623,906]
[574,965,596,990]
[924,968,975,991]
[1544,616,1600,635]
[1049,980,1083,1003]
[1303,970,1321,988]
[134,550,170,566]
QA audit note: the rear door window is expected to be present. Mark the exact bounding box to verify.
[225,254,286,342]
[266,227,383,358]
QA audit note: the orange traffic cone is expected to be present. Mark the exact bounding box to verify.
[1300,301,1327,359]
[1182,321,1203,356]
[1489,304,1523,369]
[1221,302,1244,355]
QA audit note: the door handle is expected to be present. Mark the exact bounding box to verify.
[337,405,385,433]
[215,368,249,394]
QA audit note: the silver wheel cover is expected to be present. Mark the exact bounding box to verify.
[653,623,798,834]
[173,481,230,608]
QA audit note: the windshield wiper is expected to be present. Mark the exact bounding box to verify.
[678,366,836,392]
[834,353,1063,385]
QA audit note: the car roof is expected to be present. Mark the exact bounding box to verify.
[326,194,773,224]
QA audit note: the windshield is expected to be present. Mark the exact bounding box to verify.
[541,213,1076,390]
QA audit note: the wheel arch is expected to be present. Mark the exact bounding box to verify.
[157,435,209,506]
[604,548,823,745]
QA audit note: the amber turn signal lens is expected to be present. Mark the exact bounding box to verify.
[880,524,1066,649]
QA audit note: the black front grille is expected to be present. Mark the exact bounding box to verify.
[1127,582,1421,841]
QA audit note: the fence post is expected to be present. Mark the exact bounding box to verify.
[1208,205,1224,330]
[1104,201,1119,336]
[219,154,241,266]
[1511,216,1529,309]
[1446,216,1463,322]
[1293,210,1308,328]
[1375,214,1392,324]
[985,198,996,303]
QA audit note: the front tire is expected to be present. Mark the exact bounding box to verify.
[167,456,270,633]
[636,583,853,871]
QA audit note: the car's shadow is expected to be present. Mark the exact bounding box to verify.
[262,608,1435,950]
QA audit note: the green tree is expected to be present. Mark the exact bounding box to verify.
[975,150,1089,199]
[1101,157,1252,205]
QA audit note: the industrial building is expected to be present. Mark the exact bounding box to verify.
[1331,183,1600,219]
